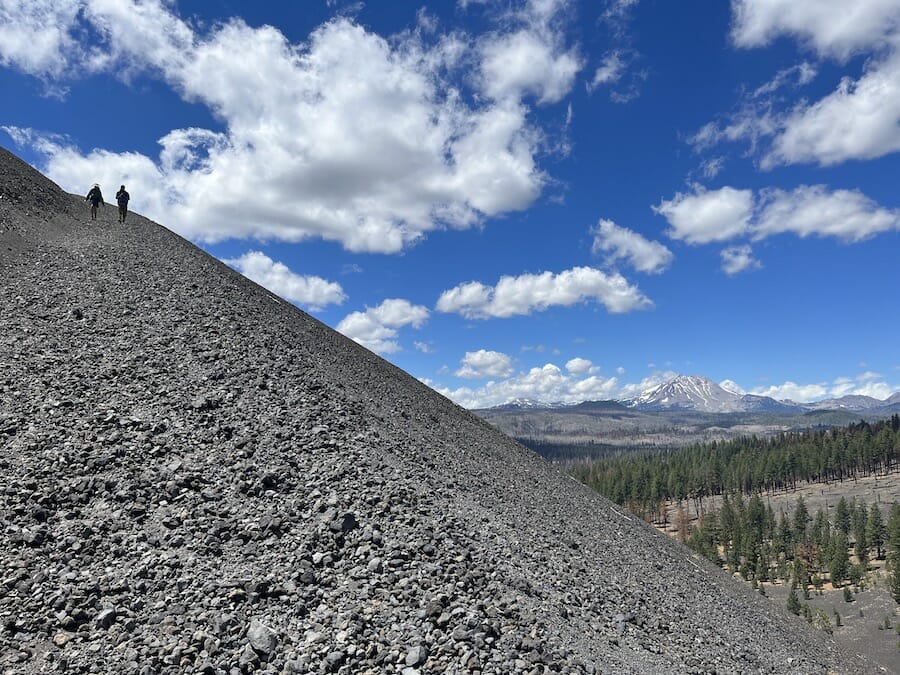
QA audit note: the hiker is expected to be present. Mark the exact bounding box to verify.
[85,183,104,220]
[116,185,130,223]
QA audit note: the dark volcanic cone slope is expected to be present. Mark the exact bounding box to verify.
[0,146,868,674]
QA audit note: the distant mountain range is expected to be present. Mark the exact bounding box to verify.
[491,374,900,416]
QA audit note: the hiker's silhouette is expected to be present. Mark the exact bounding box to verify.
[85,184,104,220]
[116,185,130,223]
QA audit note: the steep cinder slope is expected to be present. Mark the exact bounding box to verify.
[0,147,869,674]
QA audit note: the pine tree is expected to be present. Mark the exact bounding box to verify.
[745,493,765,572]
[854,502,869,565]
[834,497,851,536]
[810,507,830,569]
[891,566,900,605]
[776,513,793,560]
[855,531,869,569]
[854,501,868,537]
[755,553,768,582]
[829,531,850,588]
[765,503,776,541]
[886,503,900,570]
[889,504,900,605]
[868,504,886,560]
[792,558,810,599]
[787,584,801,615]
[793,496,810,544]
[814,608,833,634]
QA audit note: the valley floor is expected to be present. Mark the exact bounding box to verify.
[766,571,900,674]
[659,470,900,527]
[654,472,900,674]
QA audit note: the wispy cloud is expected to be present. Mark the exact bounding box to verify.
[590,51,625,88]
[591,218,673,274]
[751,62,817,98]
[692,1,900,167]
[720,245,761,275]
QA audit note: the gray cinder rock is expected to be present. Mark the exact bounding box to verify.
[247,619,278,655]
[405,644,428,666]
[95,608,117,629]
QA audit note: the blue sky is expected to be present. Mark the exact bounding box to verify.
[2,0,899,408]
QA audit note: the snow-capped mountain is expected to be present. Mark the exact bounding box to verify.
[625,375,751,413]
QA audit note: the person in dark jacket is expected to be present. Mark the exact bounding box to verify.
[85,183,104,220]
[116,185,130,223]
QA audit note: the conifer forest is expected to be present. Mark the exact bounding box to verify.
[570,416,900,614]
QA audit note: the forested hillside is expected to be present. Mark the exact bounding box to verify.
[572,416,900,517]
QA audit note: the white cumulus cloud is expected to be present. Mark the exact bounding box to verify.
[750,371,898,403]
[223,251,345,311]
[429,364,900,409]
[828,372,894,399]
[430,362,620,408]
[719,379,746,395]
[479,29,580,104]
[455,350,515,379]
[749,381,829,402]
[0,1,574,253]
[434,366,683,410]
[0,0,83,84]
[336,299,429,354]
[655,183,899,248]
[763,51,900,167]
[591,218,673,274]
[436,266,652,319]
[565,357,596,375]
[731,0,900,59]
[654,186,754,244]
[754,185,900,241]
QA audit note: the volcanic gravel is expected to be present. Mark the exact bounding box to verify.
[0,146,872,674]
